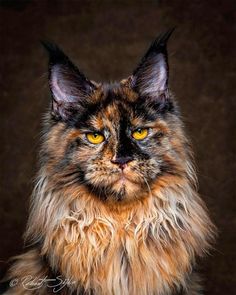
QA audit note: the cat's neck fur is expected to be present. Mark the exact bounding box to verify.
[25,166,212,295]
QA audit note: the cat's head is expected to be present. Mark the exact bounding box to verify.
[42,29,189,202]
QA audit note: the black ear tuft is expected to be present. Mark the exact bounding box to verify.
[132,28,175,97]
[41,41,96,121]
[41,41,69,66]
[140,27,175,60]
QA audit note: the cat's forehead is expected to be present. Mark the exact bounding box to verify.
[87,84,146,130]
[67,83,162,131]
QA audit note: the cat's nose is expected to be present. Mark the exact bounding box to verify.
[111,156,133,170]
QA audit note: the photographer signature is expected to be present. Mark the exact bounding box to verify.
[10,275,76,292]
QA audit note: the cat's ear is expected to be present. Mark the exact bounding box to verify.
[42,42,96,120]
[131,28,174,97]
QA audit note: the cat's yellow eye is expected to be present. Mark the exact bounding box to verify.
[132,128,148,141]
[86,132,105,144]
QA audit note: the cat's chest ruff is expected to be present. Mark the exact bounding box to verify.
[46,203,189,295]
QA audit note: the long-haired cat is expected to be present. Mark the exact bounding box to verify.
[3,29,215,295]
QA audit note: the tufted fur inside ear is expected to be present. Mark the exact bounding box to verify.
[132,28,174,97]
[42,41,96,120]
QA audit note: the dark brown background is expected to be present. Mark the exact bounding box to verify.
[0,0,235,294]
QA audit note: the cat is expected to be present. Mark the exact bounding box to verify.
[2,29,215,295]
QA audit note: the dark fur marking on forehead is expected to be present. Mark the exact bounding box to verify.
[65,102,101,129]
[132,94,176,121]
[64,85,121,129]
[62,83,177,130]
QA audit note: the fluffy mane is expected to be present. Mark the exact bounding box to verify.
[4,30,215,295]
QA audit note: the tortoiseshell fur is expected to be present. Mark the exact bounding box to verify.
[3,30,215,295]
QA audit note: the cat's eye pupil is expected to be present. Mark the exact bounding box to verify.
[86,132,104,144]
[132,128,148,141]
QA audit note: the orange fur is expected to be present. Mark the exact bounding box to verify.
[3,43,216,294]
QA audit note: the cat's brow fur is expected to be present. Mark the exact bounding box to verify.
[3,30,215,295]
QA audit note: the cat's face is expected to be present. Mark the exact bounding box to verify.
[43,29,185,202]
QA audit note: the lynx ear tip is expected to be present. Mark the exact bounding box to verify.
[41,40,67,64]
[153,27,176,49]
[41,40,57,53]
[164,26,176,40]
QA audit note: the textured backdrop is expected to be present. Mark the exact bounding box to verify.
[0,1,235,294]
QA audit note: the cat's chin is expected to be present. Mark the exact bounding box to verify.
[116,187,140,201]
[84,168,148,201]
[108,174,144,201]
[86,177,144,202]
